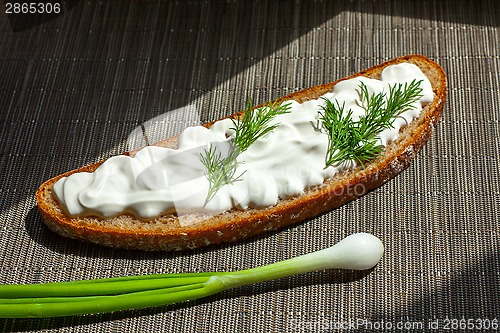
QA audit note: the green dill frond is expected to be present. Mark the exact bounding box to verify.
[232,99,291,151]
[321,79,423,168]
[201,99,291,204]
[199,144,243,204]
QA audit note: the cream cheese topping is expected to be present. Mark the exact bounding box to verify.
[53,63,433,220]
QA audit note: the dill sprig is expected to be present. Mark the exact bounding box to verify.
[201,99,291,204]
[199,144,242,204]
[320,79,423,168]
[232,99,291,151]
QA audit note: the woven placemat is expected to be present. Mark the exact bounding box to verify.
[1,1,498,332]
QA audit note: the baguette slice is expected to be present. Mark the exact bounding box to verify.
[36,55,446,251]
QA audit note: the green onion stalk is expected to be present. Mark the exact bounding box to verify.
[0,233,383,318]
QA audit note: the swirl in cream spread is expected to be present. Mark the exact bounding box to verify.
[53,63,434,220]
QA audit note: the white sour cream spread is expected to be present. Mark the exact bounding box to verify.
[53,63,433,220]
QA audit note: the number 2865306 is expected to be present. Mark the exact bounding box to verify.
[5,2,61,14]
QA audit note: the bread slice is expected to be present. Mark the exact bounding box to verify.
[36,55,446,251]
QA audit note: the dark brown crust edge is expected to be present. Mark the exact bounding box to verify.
[36,55,447,251]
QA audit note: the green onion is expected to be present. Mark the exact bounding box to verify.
[0,233,383,318]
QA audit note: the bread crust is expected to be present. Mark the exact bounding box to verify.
[36,55,447,251]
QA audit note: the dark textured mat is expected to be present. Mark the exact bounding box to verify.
[0,1,498,331]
